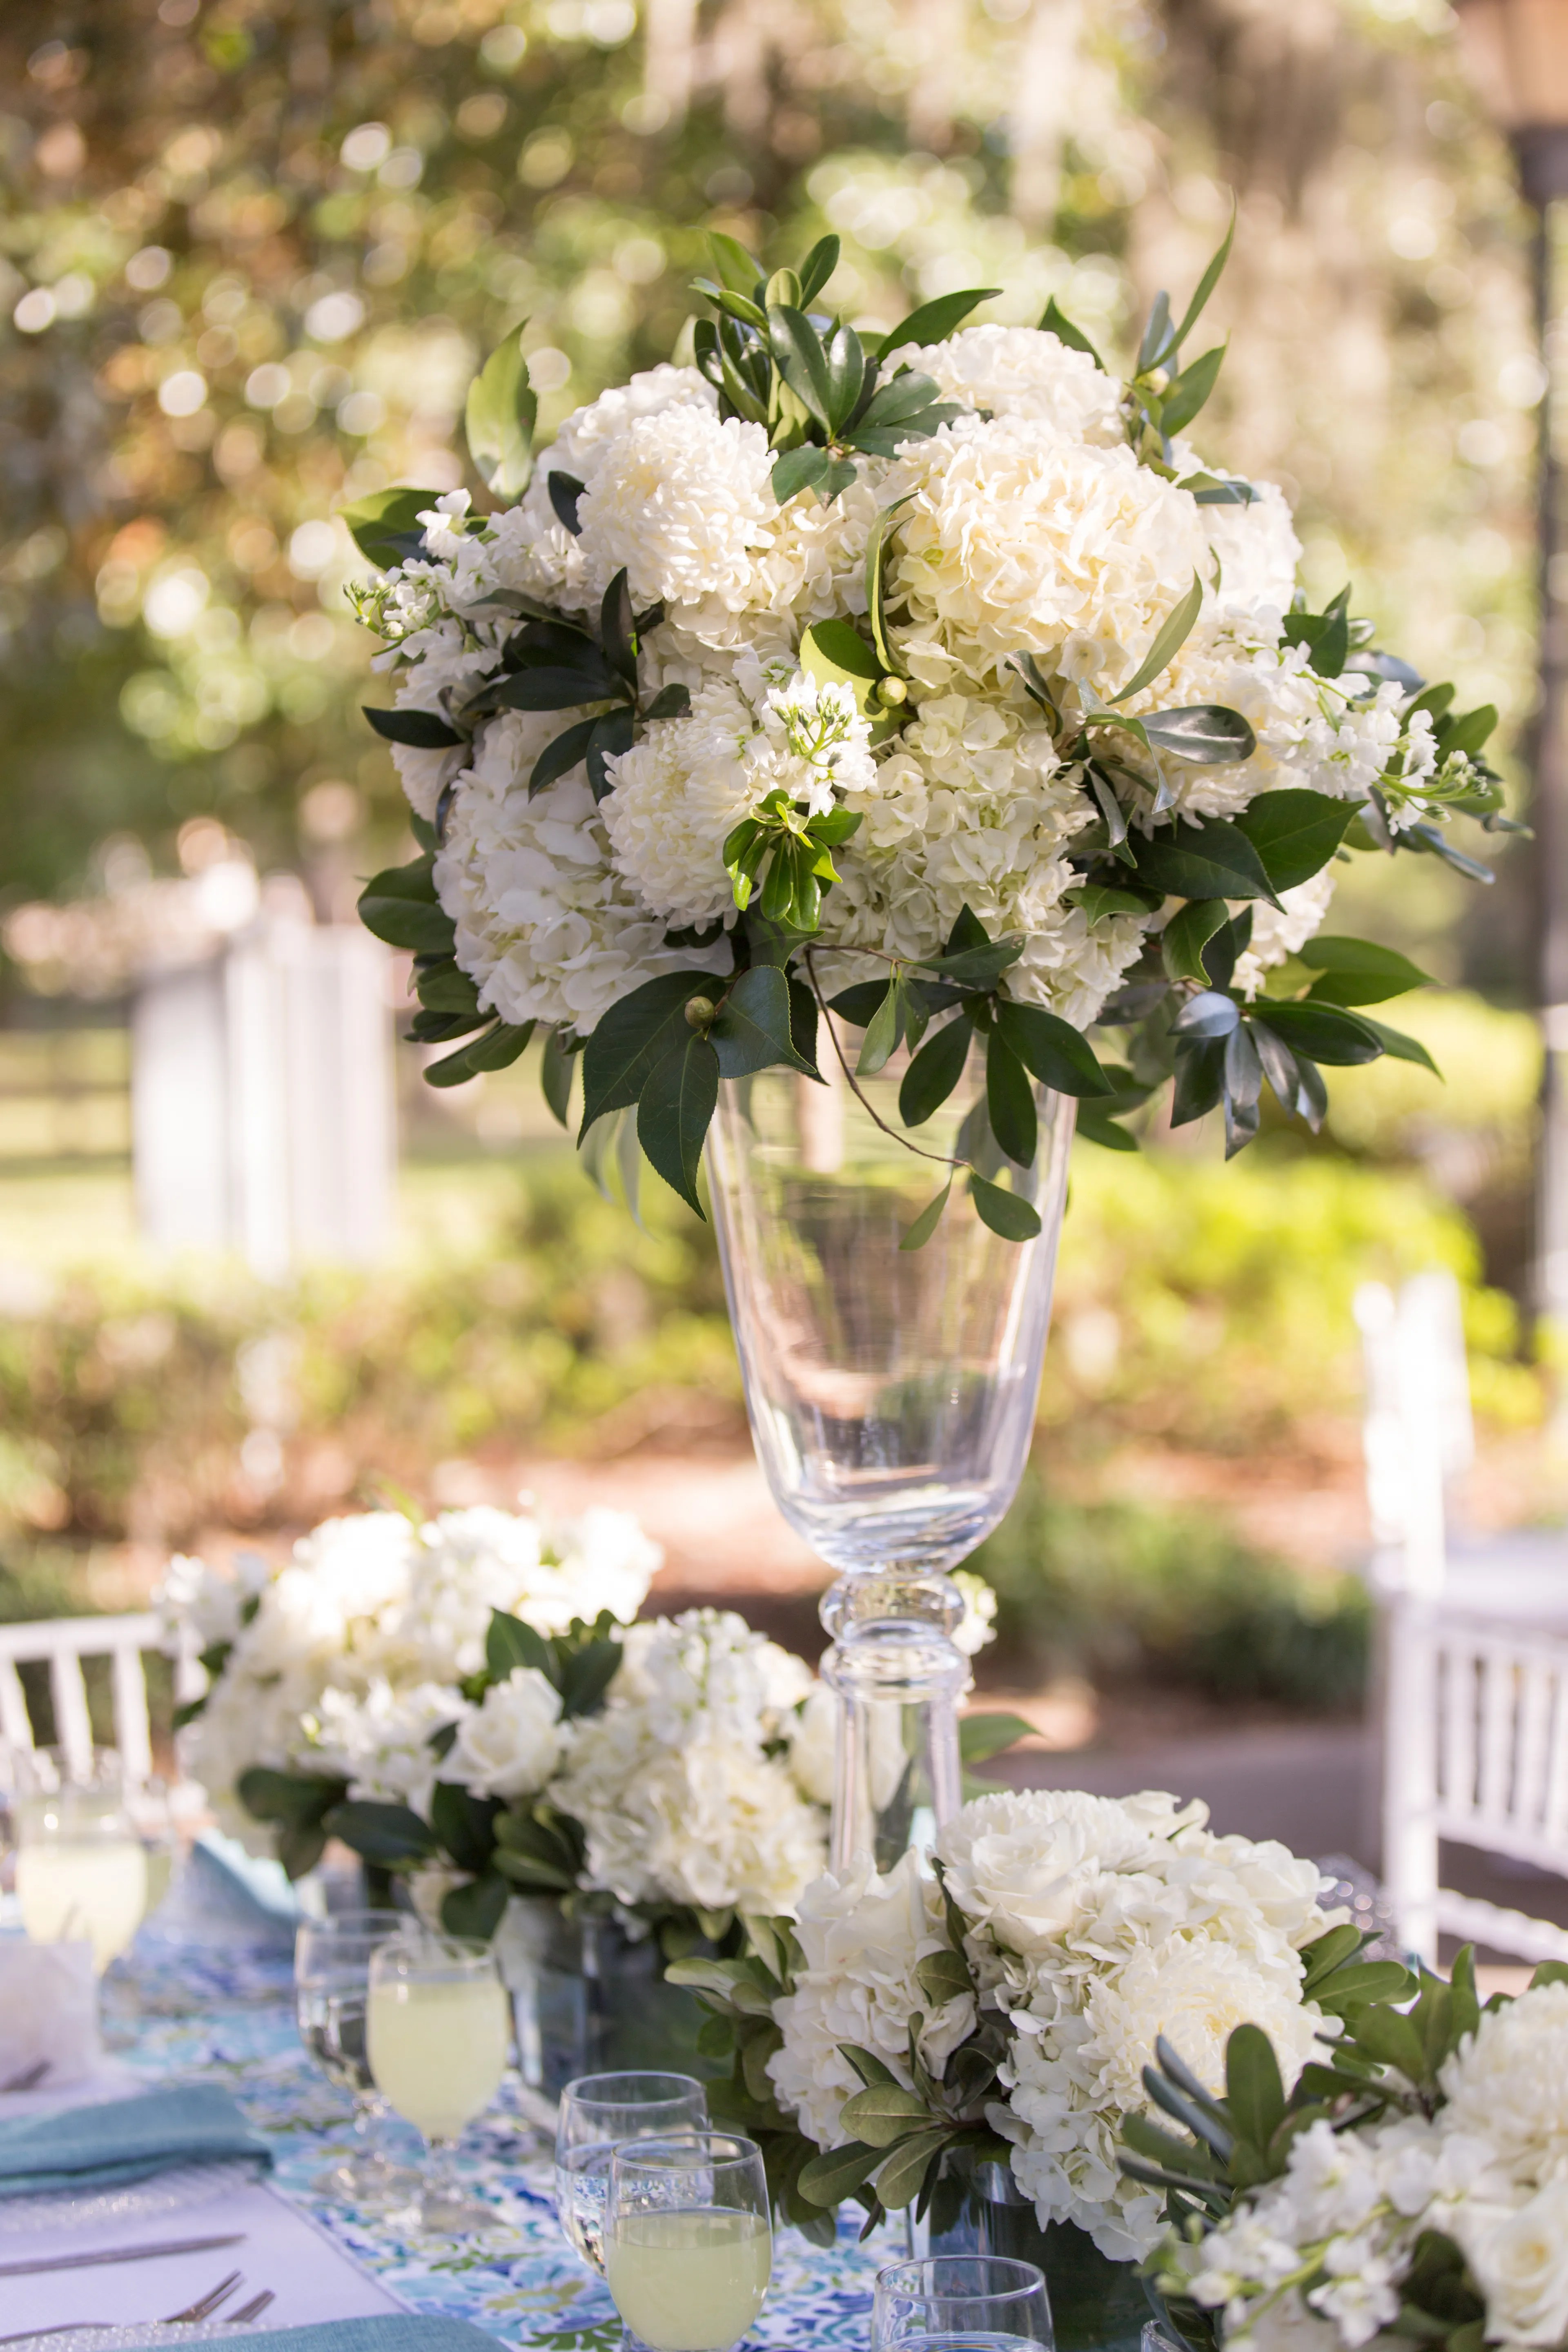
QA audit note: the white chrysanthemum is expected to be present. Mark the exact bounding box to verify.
[1450,2182,1568,2350]
[574,405,778,611]
[547,1609,826,1916]
[445,1666,564,1800]
[811,688,1147,1025]
[511,365,718,601]
[903,325,1123,445]
[603,666,876,928]
[1439,1980,1568,2187]
[766,1850,978,2150]
[886,416,1209,695]
[433,713,731,1032]
[1232,870,1336,999]
[1203,479,1302,620]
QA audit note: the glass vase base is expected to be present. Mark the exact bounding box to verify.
[311,2153,423,2210]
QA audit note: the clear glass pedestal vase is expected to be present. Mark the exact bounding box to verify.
[705,1037,1074,1869]
[921,2152,1153,2352]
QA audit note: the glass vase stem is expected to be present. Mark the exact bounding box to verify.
[821,1567,969,1872]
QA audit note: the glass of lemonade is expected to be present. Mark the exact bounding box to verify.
[872,2256,1054,2352]
[555,2071,708,2275]
[13,1752,148,1976]
[296,1911,421,2209]
[366,1929,509,2235]
[605,2132,771,2352]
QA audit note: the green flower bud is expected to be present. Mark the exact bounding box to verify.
[684,995,718,1030]
[877,676,909,706]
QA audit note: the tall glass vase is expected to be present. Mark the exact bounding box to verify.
[705,1027,1074,1873]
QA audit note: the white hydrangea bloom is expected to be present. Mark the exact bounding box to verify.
[512,365,719,603]
[1204,479,1303,622]
[1439,1978,1568,2186]
[886,416,1209,695]
[546,1608,826,1916]
[951,1568,998,1656]
[433,715,731,1033]
[903,324,1124,445]
[444,1666,564,1800]
[303,1677,468,1815]
[574,405,778,612]
[603,664,876,929]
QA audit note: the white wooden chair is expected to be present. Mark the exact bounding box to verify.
[0,1613,205,1790]
[1357,1274,1568,1966]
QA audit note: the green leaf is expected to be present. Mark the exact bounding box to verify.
[1162,900,1227,986]
[1074,1108,1139,1151]
[431,1779,501,1875]
[1159,343,1226,438]
[959,1711,1035,1762]
[968,1172,1042,1241]
[1300,936,1434,1005]
[359,872,456,956]
[586,707,635,801]
[1225,2023,1286,2151]
[1170,1036,1225,1127]
[1040,297,1104,369]
[637,1034,719,1216]
[1140,705,1256,764]
[992,1000,1114,1098]
[416,961,480,1014]
[1137,289,1174,374]
[708,232,765,297]
[1129,815,1280,906]
[425,1020,534,1087]
[768,304,834,428]
[876,2129,952,2210]
[1436,703,1498,760]
[987,1029,1037,1168]
[915,1949,972,2005]
[557,1635,621,1718]
[465,332,538,500]
[900,1179,953,1252]
[363,704,462,749]
[1340,2002,1426,2076]
[800,617,884,718]
[580,971,723,1133]
[841,2083,935,2146]
[864,494,913,675]
[441,1871,510,1941]
[642,684,691,722]
[236,1767,343,1829]
[1169,206,1236,354]
[487,1607,555,1681]
[548,470,586,535]
[341,486,442,567]
[797,233,842,305]
[1234,789,1359,892]
[1071,880,1162,926]
[798,2140,884,2206]
[1358,1017,1440,1074]
[530,716,599,796]
[1171,989,1239,1040]
[541,1028,575,1127]
[323,1799,440,1868]
[900,1014,972,1126]
[598,567,638,691]
[878,288,1001,358]
[772,446,831,505]
[1252,1002,1385,1067]
[857,978,905,1076]
[711,964,811,1079]
[1111,576,1203,706]
[824,324,867,434]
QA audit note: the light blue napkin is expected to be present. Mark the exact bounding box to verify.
[149,2327,501,2352]
[0,2082,271,2195]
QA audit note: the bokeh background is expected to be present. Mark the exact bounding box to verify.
[0,0,1557,1788]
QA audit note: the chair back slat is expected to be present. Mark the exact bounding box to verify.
[1477,1643,1517,1826]
[0,1613,187,1788]
[110,1639,154,1784]
[49,1649,95,1784]
[0,1660,31,1752]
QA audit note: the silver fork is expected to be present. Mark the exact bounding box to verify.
[228,2293,275,2323]
[0,2266,248,2345]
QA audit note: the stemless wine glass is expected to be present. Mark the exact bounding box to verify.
[13,1750,148,1975]
[555,2070,709,2274]
[366,1930,510,2234]
[873,2255,1054,2352]
[605,2132,772,2352]
[296,1911,421,2207]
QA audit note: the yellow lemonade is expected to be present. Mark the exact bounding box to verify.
[16,1838,148,1973]
[365,1969,508,2138]
[606,2207,771,2352]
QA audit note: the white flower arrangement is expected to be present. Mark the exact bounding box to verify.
[1169,1976,1568,2352]
[685,1785,1343,2263]
[351,229,1510,1226]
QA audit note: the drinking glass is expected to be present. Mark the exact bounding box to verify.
[706,1046,1074,1870]
[366,1930,510,2234]
[295,1911,421,2207]
[555,2069,708,2274]
[13,1751,148,1975]
[873,2255,1055,2352]
[605,2132,771,2352]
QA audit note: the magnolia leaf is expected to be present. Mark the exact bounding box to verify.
[1162,900,1227,986]
[1300,936,1434,1005]
[424,1021,534,1087]
[580,971,726,1134]
[363,705,462,749]
[1234,789,1358,892]
[710,964,812,1079]
[465,332,537,499]
[992,1000,1113,1098]
[1140,705,1256,764]
[840,2083,933,2148]
[441,1871,509,1942]
[1358,1016,1440,1074]
[1252,1001,1385,1067]
[1074,1107,1139,1152]
[637,1034,719,1217]
[323,1799,439,1868]
[915,1949,972,2005]
[797,2140,883,2206]
[797,233,841,304]
[708,232,765,296]
[1129,815,1280,906]
[875,2129,952,2210]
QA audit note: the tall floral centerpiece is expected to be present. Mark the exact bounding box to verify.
[348,225,1510,1866]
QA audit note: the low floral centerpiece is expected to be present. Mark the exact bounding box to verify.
[1140,1947,1568,2352]
[678,1788,1390,2350]
[348,222,1512,1234]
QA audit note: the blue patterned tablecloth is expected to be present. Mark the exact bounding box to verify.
[102,1925,891,2349]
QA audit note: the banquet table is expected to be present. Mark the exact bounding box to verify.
[0,1905,894,2348]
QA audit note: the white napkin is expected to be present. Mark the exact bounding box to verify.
[0,1939,100,2092]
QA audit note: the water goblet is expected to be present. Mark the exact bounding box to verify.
[366,1929,509,2234]
[873,2254,1054,2352]
[295,1910,421,2207]
[555,2069,708,2274]
[605,2131,771,2352]
[13,1748,148,1976]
